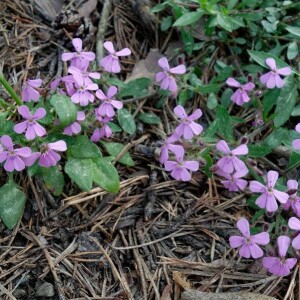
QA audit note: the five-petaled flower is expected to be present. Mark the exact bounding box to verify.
[38,141,67,167]
[155,57,186,92]
[164,155,199,181]
[260,58,291,89]
[249,170,289,212]
[96,86,123,117]
[262,236,297,276]
[0,135,34,172]
[90,111,112,142]
[14,105,46,140]
[100,41,131,73]
[226,78,255,106]
[71,72,98,106]
[229,218,269,258]
[173,105,203,140]
[216,140,248,174]
[216,168,248,192]
[21,79,42,102]
[62,38,95,69]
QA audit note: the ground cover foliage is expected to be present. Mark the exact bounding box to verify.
[0,0,300,299]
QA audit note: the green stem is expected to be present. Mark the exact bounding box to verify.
[0,73,22,106]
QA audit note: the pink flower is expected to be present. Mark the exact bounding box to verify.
[282,179,300,217]
[216,140,248,173]
[249,170,289,212]
[62,38,95,69]
[155,57,186,92]
[229,218,269,258]
[14,105,46,140]
[159,135,184,164]
[38,141,67,167]
[100,41,131,73]
[63,111,85,136]
[90,113,112,142]
[292,123,300,150]
[173,105,203,140]
[164,156,199,181]
[216,168,248,192]
[96,86,123,117]
[0,135,34,172]
[262,236,297,276]
[260,58,291,89]
[21,79,42,102]
[226,78,255,106]
[288,217,300,250]
[68,65,100,85]
[71,72,98,106]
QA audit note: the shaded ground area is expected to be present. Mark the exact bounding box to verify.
[0,0,296,299]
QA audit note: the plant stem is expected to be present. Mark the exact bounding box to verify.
[0,73,22,106]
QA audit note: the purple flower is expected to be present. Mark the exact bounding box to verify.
[249,170,289,212]
[216,140,248,174]
[262,236,297,276]
[38,141,67,167]
[292,123,300,150]
[260,58,291,89]
[155,57,186,92]
[62,38,95,69]
[164,156,199,181]
[96,86,123,117]
[63,111,85,136]
[68,65,101,85]
[226,78,255,106]
[90,113,112,142]
[0,135,34,172]
[21,79,42,102]
[288,217,300,250]
[71,72,98,106]
[159,135,184,164]
[216,168,248,192]
[14,105,46,140]
[229,218,269,258]
[173,105,203,140]
[100,41,131,73]
[282,179,300,217]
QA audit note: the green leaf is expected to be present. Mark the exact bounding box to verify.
[106,77,127,88]
[101,142,135,167]
[207,93,218,110]
[247,50,295,72]
[138,113,161,124]
[262,88,280,117]
[49,94,77,127]
[92,158,120,193]
[216,13,232,32]
[0,182,26,229]
[161,16,173,31]
[287,152,300,171]
[286,26,300,38]
[263,128,289,149]
[117,109,136,134]
[67,135,102,159]
[216,105,234,142]
[119,78,150,98]
[197,83,220,94]
[41,167,64,196]
[151,2,168,13]
[274,76,297,127]
[287,42,298,60]
[65,158,93,191]
[173,10,204,27]
[292,104,300,116]
[248,144,272,157]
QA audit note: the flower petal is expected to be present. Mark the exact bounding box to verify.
[115,48,131,56]
[237,218,250,237]
[216,140,230,154]
[265,58,276,71]
[252,232,270,245]
[277,235,290,257]
[174,105,187,119]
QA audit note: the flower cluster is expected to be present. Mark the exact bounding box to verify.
[158,105,202,181]
[215,140,249,192]
[226,58,291,106]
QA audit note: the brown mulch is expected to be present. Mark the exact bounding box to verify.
[0,0,297,299]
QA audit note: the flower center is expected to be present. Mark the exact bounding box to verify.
[267,187,273,194]
[40,144,49,154]
[9,150,15,157]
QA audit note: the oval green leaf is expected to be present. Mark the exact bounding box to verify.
[117,109,136,135]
